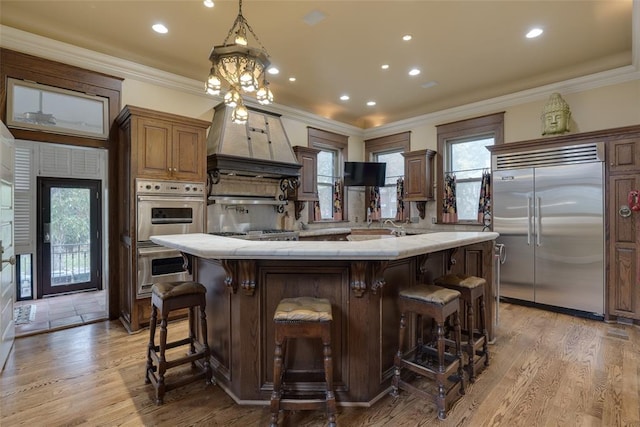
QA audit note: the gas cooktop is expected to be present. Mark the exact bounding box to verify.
[209,230,299,241]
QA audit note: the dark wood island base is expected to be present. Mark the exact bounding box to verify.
[167,235,497,406]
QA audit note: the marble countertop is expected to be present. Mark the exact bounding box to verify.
[151,231,499,261]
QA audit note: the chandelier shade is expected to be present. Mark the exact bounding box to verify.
[205,0,273,124]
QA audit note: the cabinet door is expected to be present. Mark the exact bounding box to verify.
[403,150,435,201]
[172,125,205,181]
[608,173,640,319]
[608,137,640,173]
[136,118,172,179]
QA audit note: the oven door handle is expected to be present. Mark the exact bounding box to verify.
[137,246,183,256]
[137,195,205,203]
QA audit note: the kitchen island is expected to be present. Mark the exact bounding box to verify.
[151,231,498,406]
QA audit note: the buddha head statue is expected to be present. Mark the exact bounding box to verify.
[541,92,571,136]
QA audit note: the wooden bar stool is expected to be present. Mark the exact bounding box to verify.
[391,285,465,420]
[145,281,212,405]
[270,297,336,427]
[434,273,490,382]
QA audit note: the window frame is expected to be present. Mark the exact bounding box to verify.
[436,113,504,225]
[365,132,411,221]
[308,127,348,223]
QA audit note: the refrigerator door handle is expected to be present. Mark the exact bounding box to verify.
[536,196,542,246]
[527,197,532,245]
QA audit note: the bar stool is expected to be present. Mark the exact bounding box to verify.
[434,273,490,382]
[145,281,212,405]
[391,284,465,420]
[270,297,336,427]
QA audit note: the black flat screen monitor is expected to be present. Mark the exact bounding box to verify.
[343,162,386,187]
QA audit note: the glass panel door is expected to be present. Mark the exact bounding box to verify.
[37,178,101,296]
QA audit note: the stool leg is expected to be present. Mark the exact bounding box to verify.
[466,300,477,382]
[199,304,213,384]
[322,329,337,427]
[155,314,168,405]
[391,312,406,398]
[270,329,284,427]
[188,306,196,362]
[415,314,424,363]
[145,304,158,384]
[479,295,490,367]
[453,311,465,396]
[435,319,447,420]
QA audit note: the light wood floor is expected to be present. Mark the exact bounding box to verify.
[1,302,638,426]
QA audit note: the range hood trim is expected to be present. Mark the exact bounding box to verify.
[207,153,301,178]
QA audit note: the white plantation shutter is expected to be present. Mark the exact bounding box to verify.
[39,145,71,176]
[14,145,34,254]
[71,149,101,177]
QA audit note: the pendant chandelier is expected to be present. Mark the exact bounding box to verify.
[205,0,274,124]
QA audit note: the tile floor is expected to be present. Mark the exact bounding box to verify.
[14,290,107,337]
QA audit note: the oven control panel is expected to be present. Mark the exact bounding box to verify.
[136,179,205,196]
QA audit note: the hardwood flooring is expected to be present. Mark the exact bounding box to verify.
[1,302,638,426]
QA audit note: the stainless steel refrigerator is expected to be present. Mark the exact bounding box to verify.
[492,142,604,316]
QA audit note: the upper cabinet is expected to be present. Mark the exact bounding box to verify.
[608,136,640,173]
[118,106,210,182]
[288,146,319,219]
[402,149,436,201]
[290,146,319,201]
[402,149,436,219]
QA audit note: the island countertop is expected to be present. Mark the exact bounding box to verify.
[151,231,499,261]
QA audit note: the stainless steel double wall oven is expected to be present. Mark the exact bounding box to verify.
[136,179,205,297]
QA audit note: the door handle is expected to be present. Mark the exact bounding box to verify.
[536,197,542,246]
[526,197,532,245]
[44,222,50,243]
[2,255,15,265]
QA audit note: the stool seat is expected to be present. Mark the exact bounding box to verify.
[400,285,460,305]
[270,297,336,427]
[274,297,333,322]
[434,273,486,289]
[145,281,212,405]
[392,284,465,420]
[152,281,206,299]
[434,274,490,383]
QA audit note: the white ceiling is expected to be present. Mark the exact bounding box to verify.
[0,1,635,129]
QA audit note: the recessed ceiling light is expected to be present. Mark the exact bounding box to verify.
[268,67,279,75]
[402,34,412,41]
[152,23,168,34]
[203,0,214,8]
[408,68,421,76]
[340,95,350,101]
[289,77,296,82]
[366,101,376,106]
[526,28,543,38]
[381,64,389,70]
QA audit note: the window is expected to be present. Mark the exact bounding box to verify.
[316,147,340,220]
[436,113,504,224]
[373,151,404,218]
[309,128,348,222]
[365,132,411,221]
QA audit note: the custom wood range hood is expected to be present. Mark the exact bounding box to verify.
[206,103,301,205]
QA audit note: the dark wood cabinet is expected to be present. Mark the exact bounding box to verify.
[607,133,640,321]
[402,149,436,218]
[115,105,209,332]
[134,113,207,182]
[289,146,319,219]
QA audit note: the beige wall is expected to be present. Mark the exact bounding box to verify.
[122,77,639,160]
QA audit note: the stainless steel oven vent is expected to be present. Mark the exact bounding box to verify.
[207,103,301,179]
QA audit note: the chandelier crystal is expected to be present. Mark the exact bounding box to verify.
[205,0,273,124]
